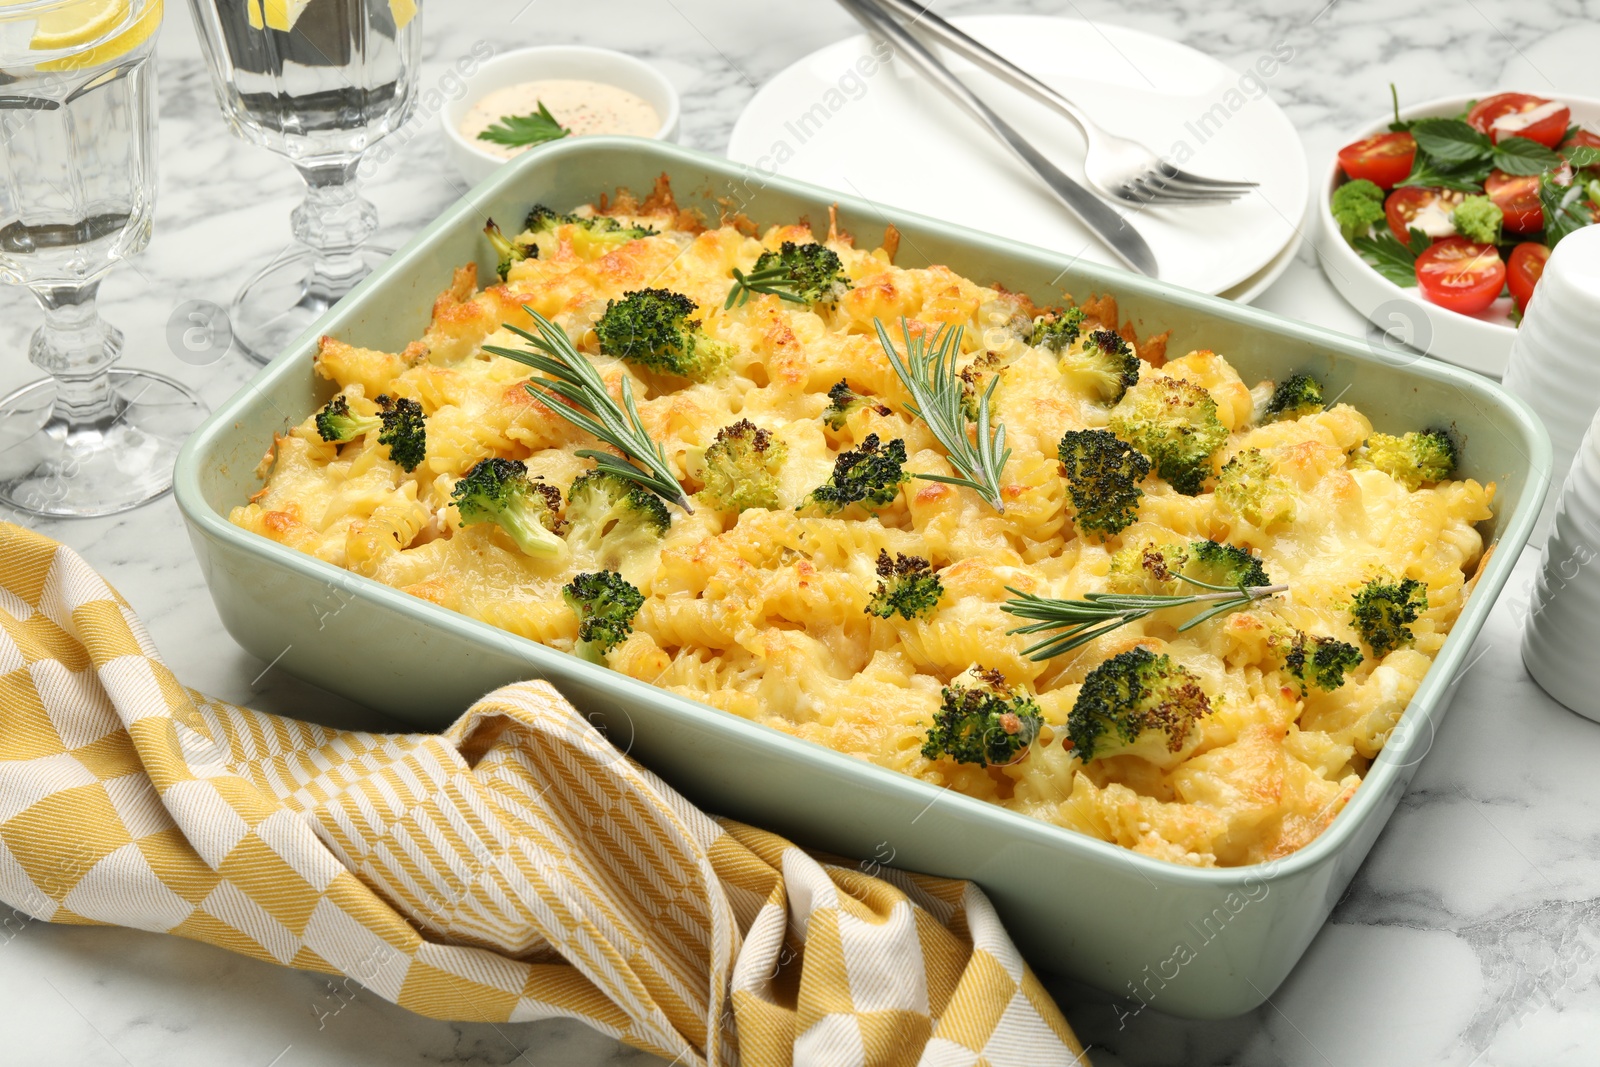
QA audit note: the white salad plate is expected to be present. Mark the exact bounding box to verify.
[1314,92,1600,379]
[726,15,1308,302]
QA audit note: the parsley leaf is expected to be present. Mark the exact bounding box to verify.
[1541,173,1595,248]
[1410,118,1493,164]
[476,101,571,148]
[1353,230,1422,286]
[1492,135,1562,176]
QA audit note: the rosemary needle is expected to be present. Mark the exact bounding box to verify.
[485,306,693,513]
[1002,577,1289,661]
[874,317,1011,513]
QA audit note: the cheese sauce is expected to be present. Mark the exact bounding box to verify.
[461,79,660,159]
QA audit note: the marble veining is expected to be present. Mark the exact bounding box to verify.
[2,0,1597,1063]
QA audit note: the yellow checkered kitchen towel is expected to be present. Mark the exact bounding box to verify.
[0,524,1084,1066]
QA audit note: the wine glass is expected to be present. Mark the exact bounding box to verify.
[0,0,211,518]
[185,0,422,363]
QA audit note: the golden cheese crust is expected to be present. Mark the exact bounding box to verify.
[231,192,1493,868]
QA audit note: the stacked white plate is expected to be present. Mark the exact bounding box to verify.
[727,15,1310,301]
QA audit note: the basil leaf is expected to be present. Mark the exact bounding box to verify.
[1492,135,1563,177]
[477,101,572,148]
[1411,118,1493,164]
[1565,145,1600,169]
[1353,231,1420,287]
[1396,154,1492,193]
[1541,173,1595,248]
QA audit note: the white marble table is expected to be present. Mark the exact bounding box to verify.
[3,1,1597,1064]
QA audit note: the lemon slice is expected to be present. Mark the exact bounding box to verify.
[36,0,160,71]
[388,0,415,30]
[260,0,311,32]
[29,0,130,50]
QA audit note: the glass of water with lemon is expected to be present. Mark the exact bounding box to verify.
[0,0,211,518]
[186,0,422,363]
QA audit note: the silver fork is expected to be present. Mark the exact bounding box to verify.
[835,0,1159,277]
[871,0,1258,206]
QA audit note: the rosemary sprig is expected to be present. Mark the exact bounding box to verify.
[874,317,1011,513]
[725,263,807,308]
[1002,576,1288,661]
[484,306,693,513]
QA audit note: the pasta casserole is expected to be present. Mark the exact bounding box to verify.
[232,178,1494,867]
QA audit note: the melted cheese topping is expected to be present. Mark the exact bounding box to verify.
[232,200,1494,867]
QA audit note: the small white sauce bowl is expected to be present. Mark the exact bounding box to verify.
[443,46,680,187]
[1313,91,1600,379]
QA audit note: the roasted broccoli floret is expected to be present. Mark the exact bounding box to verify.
[1108,376,1228,495]
[563,470,671,573]
[699,419,787,512]
[1107,537,1191,594]
[523,204,657,256]
[801,434,909,515]
[314,395,368,443]
[821,379,889,431]
[484,218,533,280]
[731,241,853,307]
[1263,373,1325,422]
[1187,539,1272,590]
[314,393,426,472]
[1028,307,1087,352]
[1060,328,1140,404]
[1057,428,1151,539]
[957,350,1003,421]
[1215,448,1295,529]
[450,457,566,559]
[1106,537,1268,597]
[1355,429,1458,491]
[594,287,728,380]
[1350,577,1427,658]
[1330,179,1387,241]
[865,550,944,620]
[562,569,645,664]
[1280,631,1363,695]
[921,667,1043,766]
[1067,647,1212,764]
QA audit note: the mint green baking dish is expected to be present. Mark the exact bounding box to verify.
[174,137,1550,1019]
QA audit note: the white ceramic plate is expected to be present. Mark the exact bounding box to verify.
[1313,92,1600,379]
[727,14,1308,300]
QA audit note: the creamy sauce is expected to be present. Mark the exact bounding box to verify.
[1409,198,1459,239]
[460,79,659,159]
[1492,100,1565,136]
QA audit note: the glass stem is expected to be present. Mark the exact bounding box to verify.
[291,160,379,300]
[29,283,120,424]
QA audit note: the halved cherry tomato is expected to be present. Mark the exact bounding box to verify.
[1507,242,1550,314]
[1385,186,1462,246]
[1468,92,1571,148]
[1485,170,1544,234]
[1337,131,1417,190]
[1415,237,1507,315]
